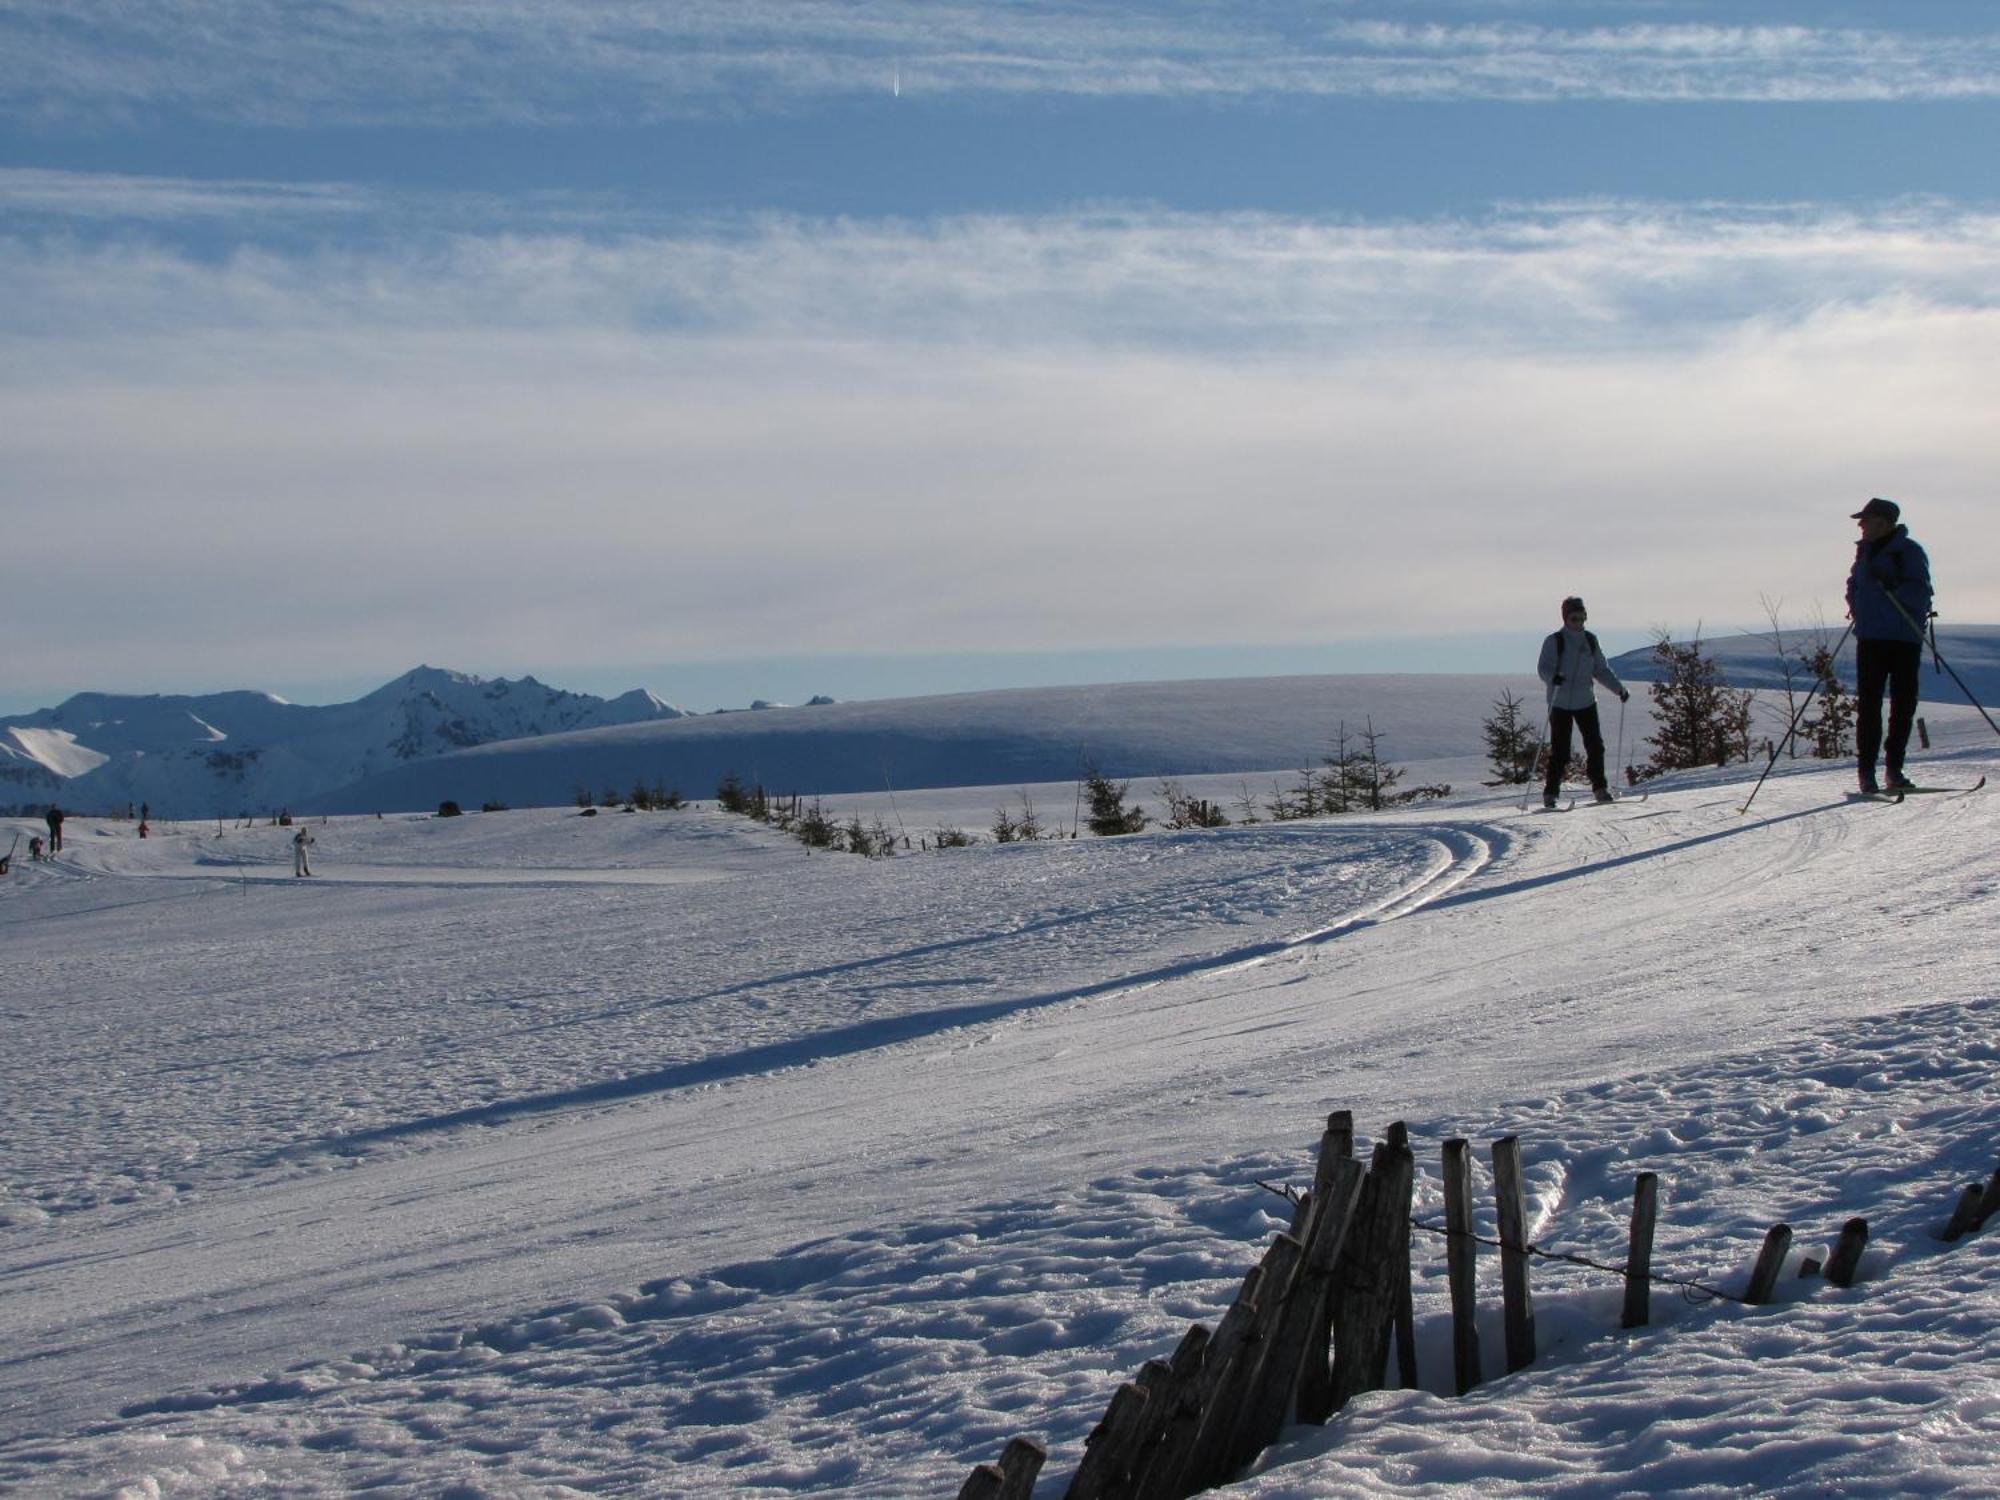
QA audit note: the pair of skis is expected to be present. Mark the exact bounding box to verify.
[1537,792,1645,814]
[1849,775,1987,805]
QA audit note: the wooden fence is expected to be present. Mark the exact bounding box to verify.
[956,1110,2000,1499]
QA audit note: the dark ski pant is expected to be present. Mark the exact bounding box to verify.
[1855,638,1921,782]
[1545,704,1608,796]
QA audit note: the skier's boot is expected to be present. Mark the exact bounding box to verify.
[1593,787,1615,805]
[1542,791,1558,810]
[1885,771,1917,794]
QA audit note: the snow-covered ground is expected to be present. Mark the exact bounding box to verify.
[4,744,1999,1497]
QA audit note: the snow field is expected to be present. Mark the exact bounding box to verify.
[2,746,1998,1496]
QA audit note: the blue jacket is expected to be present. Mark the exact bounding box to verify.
[1846,526,1933,643]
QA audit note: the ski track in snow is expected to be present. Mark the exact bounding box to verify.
[2,752,1999,1497]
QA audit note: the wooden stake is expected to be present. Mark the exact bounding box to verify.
[1236,1154,1364,1447]
[1063,1382,1150,1500]
[1442,1138,1482,1394]
[1491,1136,1536,1372]
[1096,1350,1191,1496]
[1325,1109,1356,1166]
[1978,1163,2000,1230]
[1143,1266,1265,1498]
[1822,1218,1869,1288]
[1622,1173,1658,1330]
[1329,1139,1417,1411]
[1944,1183,1986,1242]
[1199,1234,1305,1487]
[1744,1223,1793,1304]
[1293,1112,1356,1421]
[995,1437,1045,1500]
[1386,1122,1419,1389]
[958,1463,1004,1500]
[1124,1325,1212,1500]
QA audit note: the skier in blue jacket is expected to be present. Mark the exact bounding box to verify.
[1537,597,1629,808]
[1845,497,1933,796]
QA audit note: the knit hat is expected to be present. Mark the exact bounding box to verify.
[1561,596,1587,619]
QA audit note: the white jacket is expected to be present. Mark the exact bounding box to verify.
[1538,628,1626,713]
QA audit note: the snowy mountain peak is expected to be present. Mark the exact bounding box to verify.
[0,667,689,816]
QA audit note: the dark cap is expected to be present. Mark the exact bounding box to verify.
[1851,497,1900,524]
[1561,596,1586,618]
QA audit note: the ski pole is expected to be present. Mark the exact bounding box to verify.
[1737,620,1854,816]
[1876,585,2000,742]
[1520,678,1555,812]
[1614,692,1628,792]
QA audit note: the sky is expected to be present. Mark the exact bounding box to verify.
[3,0,1997,714]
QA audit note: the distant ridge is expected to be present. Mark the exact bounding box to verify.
[0,667,686,817]
[312,673,1547,815]
[1611,624,2000,699]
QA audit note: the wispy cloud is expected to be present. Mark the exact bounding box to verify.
[4,181,1996,356]
[0,167,374,222]
[4,2,1996,127]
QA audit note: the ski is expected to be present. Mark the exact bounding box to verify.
[1888,776,1986,798]
[1847,790,1904,804]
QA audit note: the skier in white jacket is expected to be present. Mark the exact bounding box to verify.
[293,825,315,877]
[1537,597,1629,808]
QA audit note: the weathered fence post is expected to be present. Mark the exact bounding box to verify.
[1121,1324,1211,1499]
[1293,1113,1359,1425]
[958,1463,1004,1499]
[1944,1184,1987,1241]
[1744,1224,1793,1304]
[1236,1154,1365,1455]
[1386,1122,1419,1390]
[1822,1218,1869,1288]
[1622,1172,1658,1329]
[1442,1137,1481,1395]
[1325,1109,1355,1163]
[1980,1162,2000,1227]
[1328,1137,1417,1412]
[1063,1382,1150,1500]
[1491,1135,1536,1372]
[1143,1265,1265,1498]
[1191,1234,1304,1489]
[995,1437,1046,1500]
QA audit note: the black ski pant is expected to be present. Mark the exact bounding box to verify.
[1855,638,1921,782]
[1545,703,1607,796]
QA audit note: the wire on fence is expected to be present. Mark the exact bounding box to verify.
[1406,1214,1752,1306]
[1253,1178,1746,1306]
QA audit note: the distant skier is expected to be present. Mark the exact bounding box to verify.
[44,804,64,853]
[1846,497,1933,797]
[1538,597,1630,808]
[292,825,315,878]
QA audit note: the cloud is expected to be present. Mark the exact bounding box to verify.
[3,191,1996,695]
[5,185,1997,354]
[3,2,1996,127]
[0,168,374,223]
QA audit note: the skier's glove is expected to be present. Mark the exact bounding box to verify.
[1551,675,1564,685]
[1619,690,1630,702]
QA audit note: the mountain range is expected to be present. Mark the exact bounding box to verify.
[0,667,682,818]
